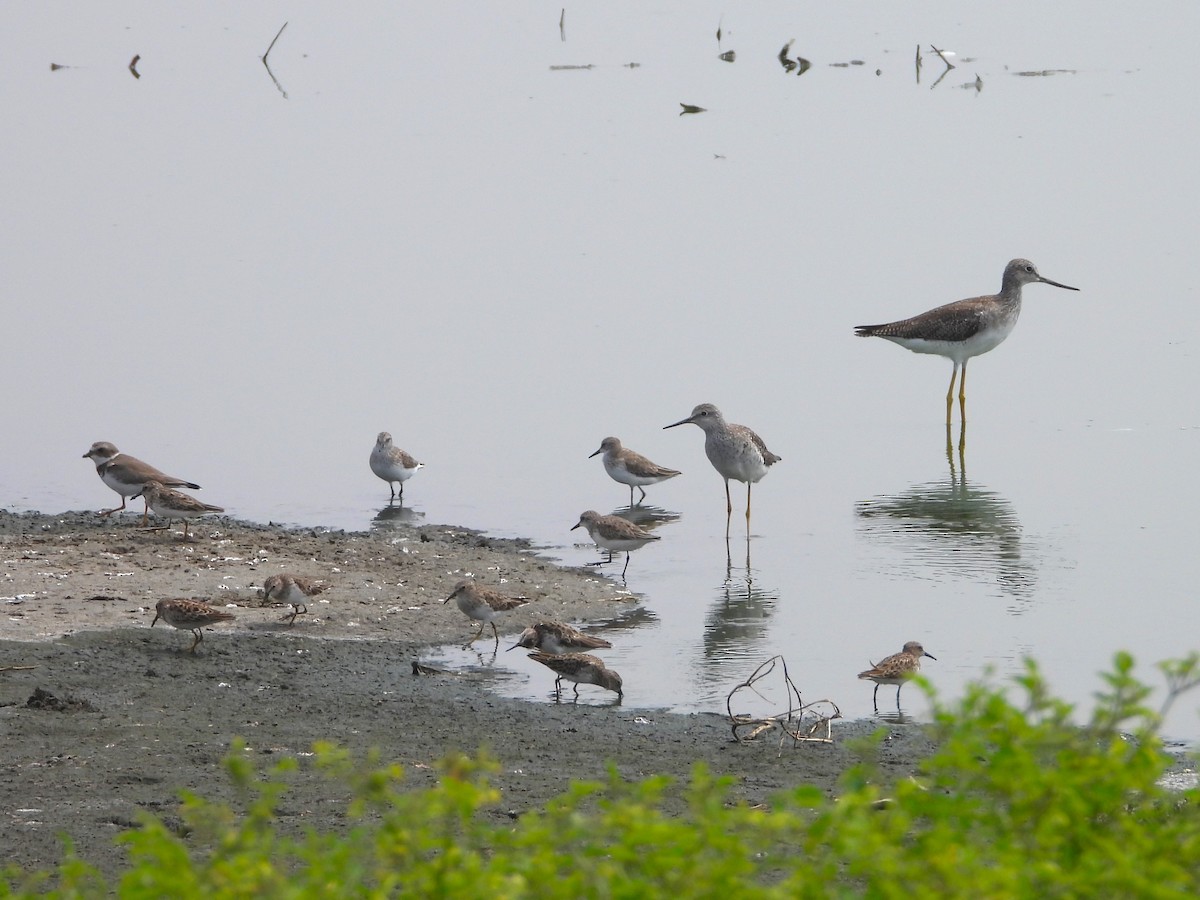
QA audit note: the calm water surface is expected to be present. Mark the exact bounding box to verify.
[3,3,1199,737]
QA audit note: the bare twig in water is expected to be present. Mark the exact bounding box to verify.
[261,22,289,99]
[915,44,922,83]
[679,103,707,115]
[559,8,565,42]
[727,655,841,754]
[716,16,723,45]
[929,44,956,70]
[129,54,141,79]
[263,21,288,62]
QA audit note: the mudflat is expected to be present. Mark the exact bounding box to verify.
[0,510,933,879]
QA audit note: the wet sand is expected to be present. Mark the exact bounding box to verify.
[0,510,935,878]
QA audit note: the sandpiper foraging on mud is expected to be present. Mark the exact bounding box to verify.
[133,481,224,539]
[261,573,330,625]
[528,651,623,701]
[151,598,235,654]
[442,578,530,646]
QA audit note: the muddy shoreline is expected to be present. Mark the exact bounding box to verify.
[0,510,935,879]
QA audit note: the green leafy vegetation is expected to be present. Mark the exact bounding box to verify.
[4,653,1199,898]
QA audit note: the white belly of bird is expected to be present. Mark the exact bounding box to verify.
[370,454,418,482]
[707,443,769,485]
[885,317,1017,364]
[604,457,659,487]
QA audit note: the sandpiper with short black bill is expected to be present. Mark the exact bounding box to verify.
[528,651,623,701]
[370,431,423,502]
[571,510,660,578]
[151,598,235,654]
[858,641,936,708]
[442,578,530,647]
[133,481,224,540]
[855,258,1079,425]
[589,436,680,506]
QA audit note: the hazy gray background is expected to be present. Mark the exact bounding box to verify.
[4,3,1198,736]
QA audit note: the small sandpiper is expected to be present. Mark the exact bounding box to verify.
[83,441,200,525]
[151,598,235,653]
[664,403,780,529]
[855,258,1079,425]
[261,573,330,625]
[528,651,623,701]
[589,436,681,506]
[370,432,423,502]
[571,510,660,578]
[508,621,612,655]
[133,481,225,539]
[858,641,937,707]
[442,578,530,646]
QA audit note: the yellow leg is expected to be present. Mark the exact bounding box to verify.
[745,483,752,523]
[959,359,969,424]
[945,364,960,426]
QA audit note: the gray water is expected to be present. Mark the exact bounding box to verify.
[4,2,1199,736]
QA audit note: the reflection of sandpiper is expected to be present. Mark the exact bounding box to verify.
[664,403,780,532]
[508,621,612,655]
[589,436,680,506]
[133,481,224,539]
[83,441,200,524]
[151,598,235,654]
[571,510,660,578]
[529,651,623,700]
[369,432,422,502]
[858,641,936,707]
[442,578,529,646]
[855,258,1079,425]
[261,574,329,625]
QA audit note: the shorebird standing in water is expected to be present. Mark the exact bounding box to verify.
[664,403,780,532]
[370,432,423,502]
[858,641,936,708]
[589,436,680,506]
[528,651,623,701]
[508,621,612,655]
[571,510,660,578]
[854,258,1079,425]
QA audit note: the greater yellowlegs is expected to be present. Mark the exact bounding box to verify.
[528,651,624,700]
[858,641,936,708]
[571,509,660,577]
[442,578,530,647]
[663,403,780,529]
[855,258,1079,424]
[589,436,681,506]
[370,432,423,502]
